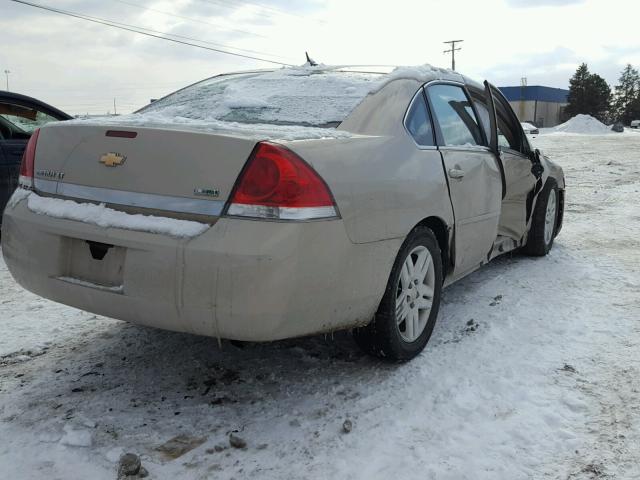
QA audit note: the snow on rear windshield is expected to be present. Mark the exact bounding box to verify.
[139,68,382,128]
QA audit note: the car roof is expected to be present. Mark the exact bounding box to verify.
[139,65,481,113]
[0,91,72,120]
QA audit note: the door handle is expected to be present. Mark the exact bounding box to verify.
[448,168,465,179]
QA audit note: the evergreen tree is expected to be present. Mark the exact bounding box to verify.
[565,63,612,122]
[612,64,640,124]
[626,96,640,123]
[586,73,612,122]
[565,63,590,118]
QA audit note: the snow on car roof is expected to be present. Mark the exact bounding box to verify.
[67,64,463,139]
[136,64,461,126]
[138,66,383,128]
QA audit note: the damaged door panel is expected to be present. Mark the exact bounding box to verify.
[426,82,502,275]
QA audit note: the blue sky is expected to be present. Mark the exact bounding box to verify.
[2,0,639,114]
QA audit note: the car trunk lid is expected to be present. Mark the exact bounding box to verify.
[32,123,260,221]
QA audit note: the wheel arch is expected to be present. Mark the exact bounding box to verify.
[413,216,451,277]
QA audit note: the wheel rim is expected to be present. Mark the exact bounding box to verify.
[544,189,557,245]
[395,246,435,343]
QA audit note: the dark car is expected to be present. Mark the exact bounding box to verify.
[611,122,625,133]
[0,91,71,226]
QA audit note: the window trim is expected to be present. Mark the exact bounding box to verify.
[402,88,437,150]
[424,80,488,149]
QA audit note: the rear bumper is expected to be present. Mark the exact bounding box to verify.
[1,196,400,341]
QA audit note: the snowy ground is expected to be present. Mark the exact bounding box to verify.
[1,132,639,479]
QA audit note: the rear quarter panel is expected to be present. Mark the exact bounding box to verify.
[286,80,454,245]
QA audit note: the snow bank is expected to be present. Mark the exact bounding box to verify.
[24,193,209,238]
[543,114,611,135]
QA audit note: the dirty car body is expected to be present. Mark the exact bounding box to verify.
[1,66,565,360]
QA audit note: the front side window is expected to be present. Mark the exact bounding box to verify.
[496,110,523,152]
[427,84,484,147]
[471,91,529,154]
[491,87,530,154]
[405,92,435,146]
[472,98,491,141]
[497,121,515,150]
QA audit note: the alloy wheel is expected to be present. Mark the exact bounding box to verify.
[395,246,435,342]
[544,189,557,245]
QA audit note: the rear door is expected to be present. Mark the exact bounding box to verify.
[426,83,502,275]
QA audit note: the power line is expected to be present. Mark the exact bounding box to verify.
[9,0,293,66]
[55,6,291,60]
[111,0,267,39]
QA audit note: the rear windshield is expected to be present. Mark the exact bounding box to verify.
[138,69,382,128]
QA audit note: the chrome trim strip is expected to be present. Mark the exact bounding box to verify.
[439,146,491,152]
[34,178,58,194]
[55,276,124,294]
[35,180,225,216]
[227,203,338,221]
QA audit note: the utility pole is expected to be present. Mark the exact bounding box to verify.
[3,70,10,91]
[520,77,527,121]
[443,40,463,71]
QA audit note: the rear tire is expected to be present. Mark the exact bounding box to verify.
[354,227,443,362]
[523,179,559,256]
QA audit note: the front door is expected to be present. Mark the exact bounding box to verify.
[426,83,503,275]
[490,86,539,243]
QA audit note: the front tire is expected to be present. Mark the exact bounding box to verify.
[524,179,559,256]
[354,227,443,362]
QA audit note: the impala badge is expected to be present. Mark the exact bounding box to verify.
[194,187,220,198]
[100,152,127,167]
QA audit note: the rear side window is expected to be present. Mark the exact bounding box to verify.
[427,84,484,147]
[405,92,435,146]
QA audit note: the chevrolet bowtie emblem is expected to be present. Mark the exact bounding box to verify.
[99,152,127,167]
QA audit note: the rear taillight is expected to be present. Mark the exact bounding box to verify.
[19,128,40,190]
[226,142,339,220]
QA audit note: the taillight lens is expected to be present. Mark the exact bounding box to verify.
[226,142,339,220]
[19,128,40,189]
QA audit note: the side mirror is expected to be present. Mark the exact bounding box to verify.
[530,149,544,178]
[529,148,541,163]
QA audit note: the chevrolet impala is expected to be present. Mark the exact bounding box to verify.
[1,65,565,361]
